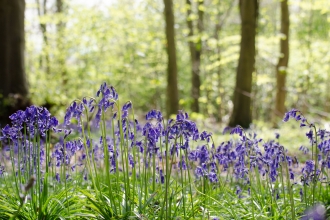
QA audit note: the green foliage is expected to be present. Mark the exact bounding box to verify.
[25,0,330,123]
[2,84,330,219]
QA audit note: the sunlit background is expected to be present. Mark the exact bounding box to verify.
[24,0,330,126]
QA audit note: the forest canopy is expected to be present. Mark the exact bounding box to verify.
[5,0,330,126]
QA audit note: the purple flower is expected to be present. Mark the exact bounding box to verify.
[167,111,199,141]
[306,130,314,142]
[128,154,134,168]
[122,101,132,118]
[208,172,218,183]
[222,126,231,134]
[64,129,72,139]
[64,102,84,126]
[93,83,119,127]
[318,129,328,140]
[289,168,294,180]
[178,156,187,170]
[55,173,60,183]
[301,204,326,220]
[236,186,242,195]
[200,131,212,143]
[275,133,280,139]
[9,110,26,129]
[302,160,314,174]
[230,126,243,137]
[301,160,319,185]
[283,109,298,122]
[198,145,209,164]
[195,166,205,178]
[299,146,310,154]
[159,169,165,184]
[97,83,118,105]
[180,140,189,150]
[300,188,304,201]
[188,150,199,161]
[283,109,310,128]
[0,166,4,176]
[176,110,189,121]
[2,106,59,140]
[142,119,163,157]
[146,110,163,122]
[1,125,21,141]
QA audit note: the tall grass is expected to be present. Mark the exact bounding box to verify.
[0,83,329,219]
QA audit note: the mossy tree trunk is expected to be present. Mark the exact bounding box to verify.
[36,0,50,75]
[0,0,30,126]
[274,0,290,119]
[229,0,258,128]
[56,0,67,87]
[163,0,179,118]
[186,0,203,113]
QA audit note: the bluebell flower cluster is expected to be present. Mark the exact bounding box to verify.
[0,98,323,192]
[0,106,60,180]
[52,139,84,170]
[167,110,199,141]
[2,82,330,219]
[95,83,119,126]
[122,101,132,118]
[64,98,95,127]
[301,160,319,185]
[2,106,59,139]
[283,108,311,128]
[146,109,163,122]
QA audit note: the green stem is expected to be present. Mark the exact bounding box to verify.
[184,148,194,218]
[280,165,288,219]
[117,101,130,212]
[101,110,116,212]
[312,125,318,204]
[111,112,121,213]
[283,150,295,219]
[179,148,186,219]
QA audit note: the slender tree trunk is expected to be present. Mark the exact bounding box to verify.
[36,0,50,75]
[186,0,203,113]
[214,1,235,122]
[163,0,179,118]
[326,72,330,112]
[274,0,289,119]
[301,0,313,113]
[326,14,330,113]
[0,0,30,126]
[229,0,258,128]
[56,0,67,86]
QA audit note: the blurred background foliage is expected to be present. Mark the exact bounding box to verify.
[25,0,330,124]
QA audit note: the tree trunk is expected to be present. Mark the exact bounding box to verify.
[274,0,289,119]
[56,0,67,87]
[36,0,50,75]
[228,0,258,128]
[324,16,330,112]
[163,0,179,118]
[214,1,235,122]
[0,0,30,126]
[186,0,203,113]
